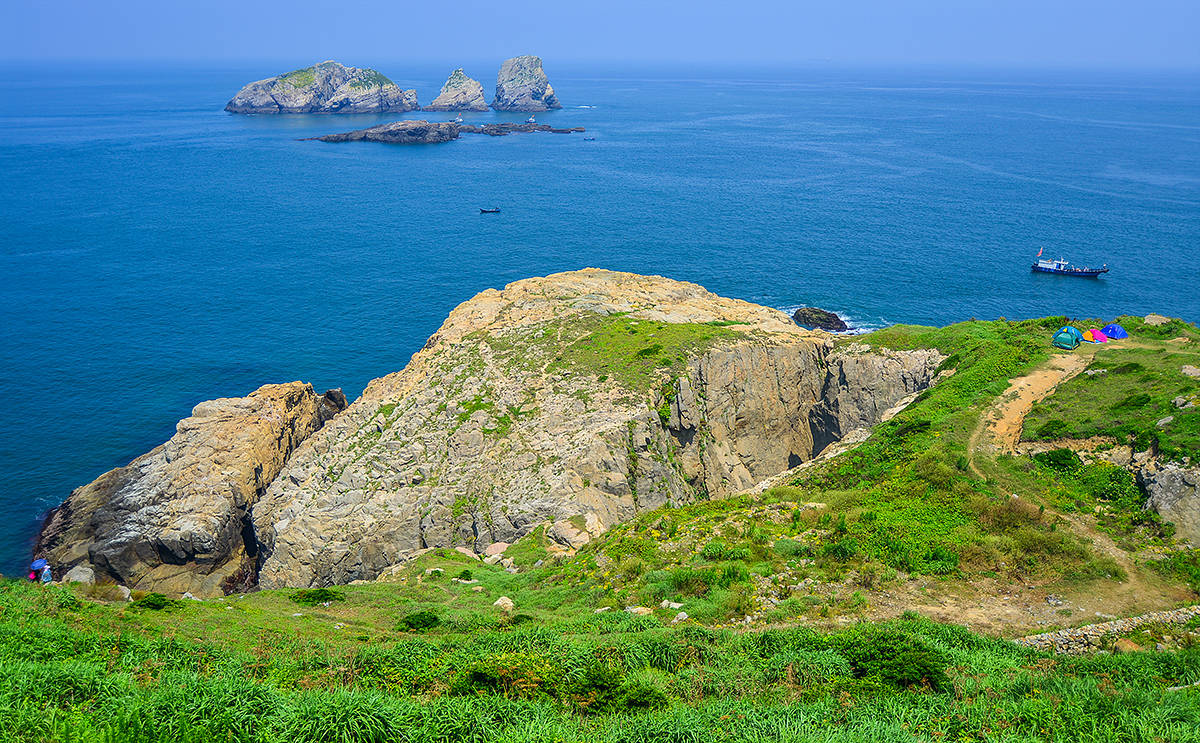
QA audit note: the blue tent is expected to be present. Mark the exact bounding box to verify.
[1101,323,1129,339]
[1057,326,1084,341]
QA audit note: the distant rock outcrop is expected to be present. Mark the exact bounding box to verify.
[491,55,561,111]
[35,383,347,596]
[225,61,418,114]
[1140,462,1200,546]
[792,307,849,332]
[313,120,461,144]
[425,68,488,111]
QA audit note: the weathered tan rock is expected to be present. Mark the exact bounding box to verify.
[425,68,488,111]
[491,56,561,111]
[225,61,418,114]
[35,383,347,596]
[1114,638,1141,653]
[252,270,943,588]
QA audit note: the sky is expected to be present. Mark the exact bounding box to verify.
[4,0,1199,68]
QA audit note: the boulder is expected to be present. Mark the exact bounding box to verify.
[1183,365,1200,378]
[225,61,418,114]
[625,606,653,616]
[1140,462,1200,545]
[63,564,94,584]
[491,56,561,111]
[35,383,347,596]
[1113,638,1141,653]
[424,68,488,111]
[493,595,515,613]
[792,307,849,332]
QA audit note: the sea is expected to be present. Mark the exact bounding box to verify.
[1,62,1198,575]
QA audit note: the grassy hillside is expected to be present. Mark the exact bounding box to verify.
[2,581,1199,742]
[5,316,1200,741]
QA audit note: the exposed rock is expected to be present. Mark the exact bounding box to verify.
[1114,638,1142,653]
[1183,365,1200,378]
[1140,462,1200,545]
[1174,396,1196,409]
[63,564,94,584]
[225,61,418,114]
[252,269,943,588]
[311,120,584,145]
[792,307,849,332]
[1144,314,1171,326]
[425,68,488,111]
[459,123,584,136]
[493,595,515,613]
[1157,416,1175,428]
[672,612,689,624]
[35,383,347,597]
[660,600,683,609]
[625,606,653,616]
[313,120,460,145]
[491,56,561,111]
[1016,605,1200,654]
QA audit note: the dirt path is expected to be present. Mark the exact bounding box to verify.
[967,351,1092,478]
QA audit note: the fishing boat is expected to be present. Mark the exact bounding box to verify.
[526,114,536,124]
[454,113,463,123]
[480,208,500,214]
[1030,248,1108,277]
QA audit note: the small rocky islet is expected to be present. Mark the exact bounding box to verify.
[310,120,585,145]
[226,55,562,115]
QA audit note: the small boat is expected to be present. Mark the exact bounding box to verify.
[454,114,463,123]
[1030,249,1108,277]
[583,137,596,141]
[526,114,536,123]
[480,208,500,214]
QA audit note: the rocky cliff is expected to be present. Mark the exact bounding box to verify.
[225,61,419,114]
[252,270,942,588]
[491,56,561,111]
[35,383,347,596]
[38,271,943,594]
[425,68,488,111]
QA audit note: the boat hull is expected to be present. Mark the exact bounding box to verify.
[1031,264,1109,277]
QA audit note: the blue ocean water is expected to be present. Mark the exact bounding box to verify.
[1,63,1198,575]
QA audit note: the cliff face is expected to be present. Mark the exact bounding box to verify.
[251,270,942,588]
[39,271,943,594]
[1140,463,1200,546]
[225,61,418,114]
[35,383,347,596]
[491,56,561,111]
[425,69,488,111]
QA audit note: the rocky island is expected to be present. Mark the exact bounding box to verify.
[491,55,562,111]
[310,120,584,145]
[424,68,488,111]
[224,60,419,114]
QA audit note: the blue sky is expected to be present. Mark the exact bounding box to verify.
[5,0,1198,68]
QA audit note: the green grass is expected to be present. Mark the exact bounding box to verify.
[279,66,316,88]
[1023,340,1200,461]
[3,580,1200,742]
[349,68,394,89]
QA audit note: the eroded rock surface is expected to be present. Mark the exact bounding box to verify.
[491,56,561,111]
[1140,462,1200,545]
[252,270,942,587]
[792,307,849,332]
[225,61,418,114]
[425,68,488,111]
[35,383,347,596]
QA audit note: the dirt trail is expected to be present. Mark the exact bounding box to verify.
[967,352,1092,477]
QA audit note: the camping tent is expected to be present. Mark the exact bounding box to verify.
[1052,330,1080,349]
[1057,326,1084,342]
[1082,328,1109,343]
[1101,323,1129,339]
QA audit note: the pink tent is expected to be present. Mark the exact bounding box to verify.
[1082,328,1109,343]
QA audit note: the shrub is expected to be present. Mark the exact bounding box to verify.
[456,569,473,581]
[131,593,180,611]
[290,588,345,606]
[774,539,812,558]
[835,629,950,691]
[700,541,749,562]
[1033,448,1082,470]
[1035,419,1070,439]
[668,567,712,596]
[823,538,858,561]
[398,610,441,632]
[1112,393,1152,410]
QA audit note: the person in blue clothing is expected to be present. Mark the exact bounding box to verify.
[30,558,51,585]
